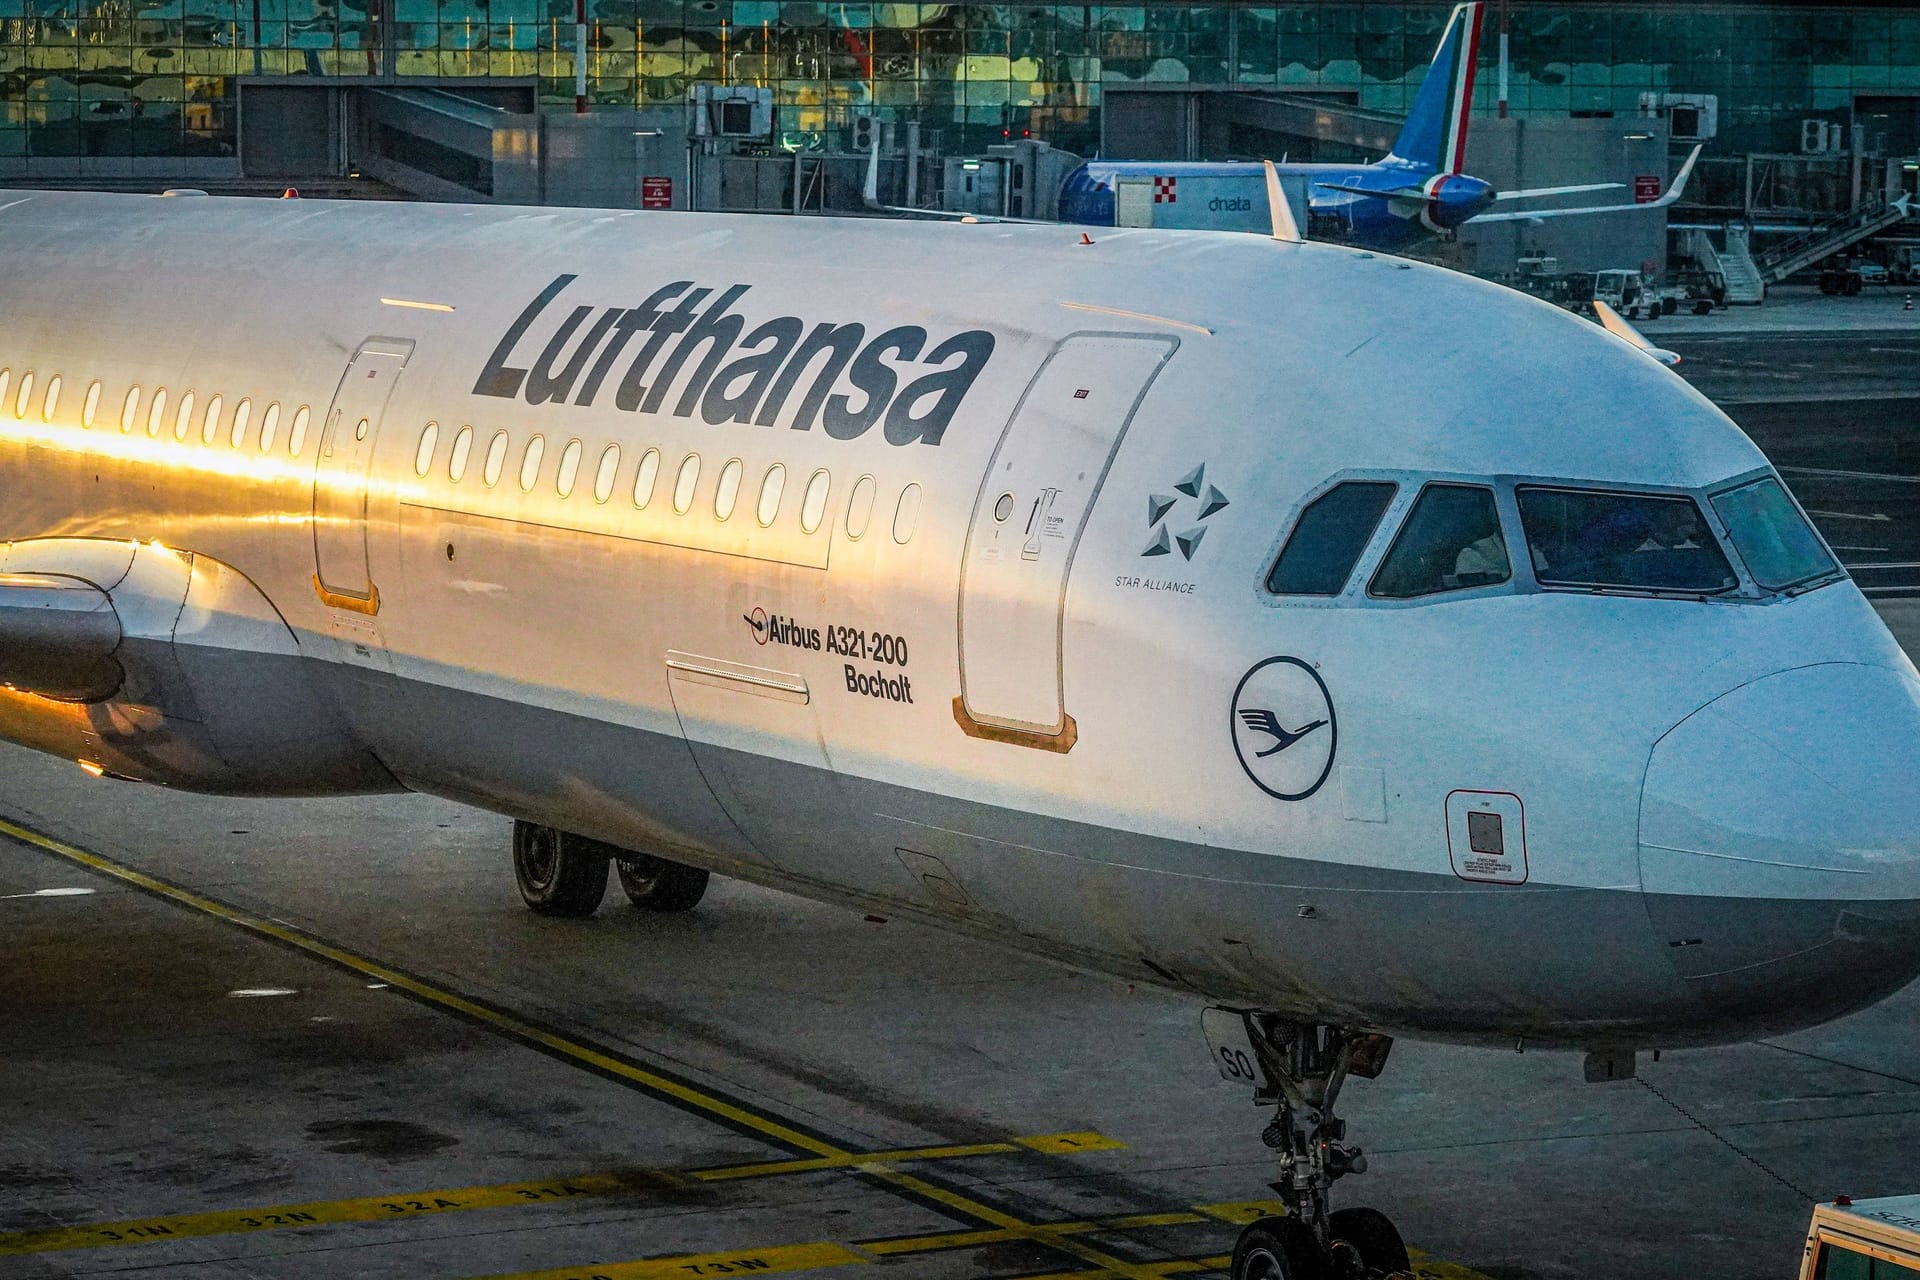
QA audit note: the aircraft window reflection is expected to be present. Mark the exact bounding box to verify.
[673,454,700,514]
[714,457,742,521]
[894,483,923,545]
[202,395,223,445]
[147,388,168,438]
[259,403,281,453]
[483,430,509,486]
[415,422,440,478]
[1711,478,1838,592]
[448,426,474,482]
[41,376,59,424]
[121,385,140,433]
[15,371,32,419]
[757,463,786,527]
[633,447,660,508]
[556,438,583,499]
[800,469,831,534]
[1517,487,1737,595]
[1269,481,1399,596]
[519,435,545,492]
[846,475,876,540]
[174,392,195,442]
[0,371,11,412]
[592,444,620,504]
[289,406,311,456]
[1370,484,1511,599]
[230,398,251,448]
[82,381,100,428]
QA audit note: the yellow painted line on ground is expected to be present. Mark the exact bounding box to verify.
[482,1241,867,1280]
[0,1171,679,1258]
[0,817,1165,1278]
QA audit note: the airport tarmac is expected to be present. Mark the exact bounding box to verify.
[4,344,1919,1280]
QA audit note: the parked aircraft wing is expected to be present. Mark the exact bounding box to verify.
[1493,182,1625,201]
[1592,300,1681,368]
[0,572,124,702]
[1467,145,1701,225]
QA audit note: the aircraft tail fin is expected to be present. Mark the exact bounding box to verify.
[1390,3,1483,174]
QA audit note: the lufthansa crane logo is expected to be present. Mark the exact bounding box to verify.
[1230,656,1336,801]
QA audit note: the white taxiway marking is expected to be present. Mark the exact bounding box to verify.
[227,987,299,998]
[1782,466,1920,485]
[0,886,96,899]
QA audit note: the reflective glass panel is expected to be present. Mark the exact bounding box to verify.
[1518,487,1737,594]
[1371,485,1511,599]
[1268,481,1398,595]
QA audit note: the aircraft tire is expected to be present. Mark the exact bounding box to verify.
[1230,1216,1326,1280]
[615,852,710,912]
[513,820,610,917]
[1327,1207,1410,1279]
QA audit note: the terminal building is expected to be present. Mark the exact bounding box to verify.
[5,0,1919,270]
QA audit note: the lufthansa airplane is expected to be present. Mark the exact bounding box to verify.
[0,187,1917,1280]
[1058,2,1698,249]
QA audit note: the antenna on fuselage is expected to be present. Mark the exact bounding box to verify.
[1264,160,1305,244]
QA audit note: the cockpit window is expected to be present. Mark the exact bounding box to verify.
[1711,478,1838,591]
[1268,481,1398,595]
[1517,487,1737,595]
[1369,484,1510,599]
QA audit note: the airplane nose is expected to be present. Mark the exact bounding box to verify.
[1638,662,1920,1038]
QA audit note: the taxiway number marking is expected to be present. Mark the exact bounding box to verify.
[0,1134,1125,1257]
[0,817,1167,1279]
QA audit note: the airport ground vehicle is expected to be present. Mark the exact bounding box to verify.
[0,190,1916,1280]
[1799,1195,1920,1278]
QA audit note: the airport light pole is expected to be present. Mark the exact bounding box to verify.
[1497,0,1510,119]
[575,0,588,114]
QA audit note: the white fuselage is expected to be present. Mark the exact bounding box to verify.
[1,190,1917,1052]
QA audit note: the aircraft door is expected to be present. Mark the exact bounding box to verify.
[957,332,1176,744]
[313,337,412,615]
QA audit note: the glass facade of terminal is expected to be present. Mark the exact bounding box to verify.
[4,1,1919,167]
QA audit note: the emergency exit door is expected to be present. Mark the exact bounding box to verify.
[957,332,1177,742]
[313,337,412,613]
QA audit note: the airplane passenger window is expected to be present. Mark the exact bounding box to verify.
[146,388,168,438]
[82,381,100,428]
[259,402,281,452]
[757,463,786,527]
[483,430,509,486]
[1370,484,1511,599]
[845,475,876,540]
[230,398,251,448]
[201,395,223,445]
[592,444,619,504]
[714,457,742,521]
[556,438,583,498]
[288,406,311,456]
[121,386,140,433]
[0,371,10,411]
[893,483,923,545]
[174,392,195,442]
[1711,478,1838,592]
[1267,481,1399,595]
[800,469,831,534]
[15,371,32,419]
[672,454,700,514]
[1517,487,1737,595]
[519,434,545,492]
[41,376,59,424]
[415,423,440,477]
[633,447,660,508]
[446,426,473,482]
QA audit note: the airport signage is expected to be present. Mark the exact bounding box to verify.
[473,274,997,447]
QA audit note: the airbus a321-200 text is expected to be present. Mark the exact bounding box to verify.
[0,184,1915,1279]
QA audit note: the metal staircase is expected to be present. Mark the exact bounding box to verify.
[1716,226,1767,304]
[1754,191,1915,286]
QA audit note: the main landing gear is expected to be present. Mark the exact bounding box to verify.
[1210,1012,1408,1280]
[511,820,711,917]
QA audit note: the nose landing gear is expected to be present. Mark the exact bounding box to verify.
[1208,1011,1408,1279]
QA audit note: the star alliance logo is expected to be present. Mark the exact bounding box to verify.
[1143,463,1230,560]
